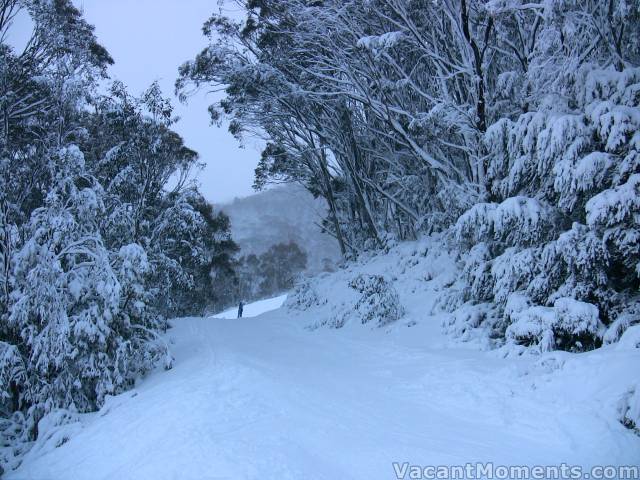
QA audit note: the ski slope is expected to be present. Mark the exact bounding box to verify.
[8,296,640,480]
[212,294,288,319]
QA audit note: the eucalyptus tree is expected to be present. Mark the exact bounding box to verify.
[1,1,239,447]
[180,0,640,352]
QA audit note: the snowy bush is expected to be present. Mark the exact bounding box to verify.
[460,243,493,303]
[26,409,82,457]
[586,175,640,279]
[450,64,640,351]
[455,197,557,250]
[505,297,604,353]
[442,303,498,347]
[490,247,538,305]
[506,306,556,352]
[618,385,640,434]
[615,325,640,351]
[285,279,327,311]
[0,342,27,415]
[1,408,82,473]
[4,148,174,426]
[0,412,31,474]
[337,274,405,328]
[604,312,636,345]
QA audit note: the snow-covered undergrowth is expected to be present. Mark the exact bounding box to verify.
[290,273,405,329]
[286,231,640,435]
[286,237,455,329]
[287,232,638,354]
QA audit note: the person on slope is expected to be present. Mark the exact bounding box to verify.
[237,301,244,319]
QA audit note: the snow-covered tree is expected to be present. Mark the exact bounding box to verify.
[6,146,170,429]
[180,0,640,351]
[0,1,237,453]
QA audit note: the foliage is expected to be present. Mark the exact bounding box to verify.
[225,241,308,309]
[179,0,640,352]
[0,0,237,458]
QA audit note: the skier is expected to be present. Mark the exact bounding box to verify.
[237,301,244,319]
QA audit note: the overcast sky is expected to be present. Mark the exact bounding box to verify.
[15,0,261,204]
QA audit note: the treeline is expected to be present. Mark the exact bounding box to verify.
[237,241,307,303]
[213,241,308,311]
[0,0,236,442]
[179,0,639,351]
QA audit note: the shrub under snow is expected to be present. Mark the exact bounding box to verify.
[616,327,640,432]
[303,273,405,329]
[505,297,604,353]
[445,65,640,353]
[344,274,405,327]
[285,278,327,311]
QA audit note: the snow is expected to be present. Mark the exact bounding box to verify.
[552,297,603,336]
[211,294,288,319]
[7,264,640,479]
[357,31,403,51]
[7,4,640,478]
[586,174,640,227]
[454,196,551,247]
[505,297,604,353]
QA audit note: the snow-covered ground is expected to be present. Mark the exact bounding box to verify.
[8,288,640,480]
[212,294,288,319]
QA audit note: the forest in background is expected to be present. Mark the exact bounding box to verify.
[221,184,341,274]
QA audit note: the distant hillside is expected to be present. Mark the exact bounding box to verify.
[219,184,342,273]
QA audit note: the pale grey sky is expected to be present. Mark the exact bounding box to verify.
[14,0,261,204]
[77,0,262,204]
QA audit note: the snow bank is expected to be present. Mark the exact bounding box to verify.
[286,233,457,331]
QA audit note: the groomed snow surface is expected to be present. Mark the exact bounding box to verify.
[8,267,640,479]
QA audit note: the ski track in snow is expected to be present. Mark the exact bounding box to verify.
[8,296,640,480]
